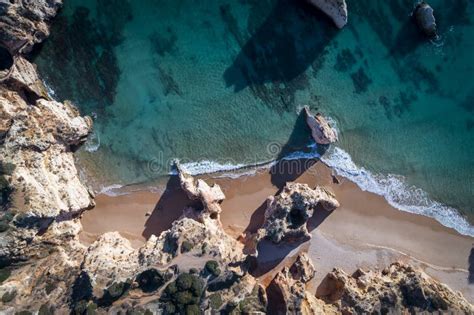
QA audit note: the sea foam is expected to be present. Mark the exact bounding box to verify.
[321,146,474,237]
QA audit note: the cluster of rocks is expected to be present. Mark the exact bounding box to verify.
[0,1,471,314]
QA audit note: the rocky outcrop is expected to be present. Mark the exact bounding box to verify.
[0,0,63,54]
[176,161,225,221]
[307,0,348,29]
[269,253,337,315]
[414,1,437,38]
[304,106,338,145]
[318,262,474,314]
[258,183,339,243]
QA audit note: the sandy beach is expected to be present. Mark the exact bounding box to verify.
[79,159,474,302]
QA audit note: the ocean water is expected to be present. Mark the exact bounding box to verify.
[33,0,474,233]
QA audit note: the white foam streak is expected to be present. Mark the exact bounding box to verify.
[321,147,474,237]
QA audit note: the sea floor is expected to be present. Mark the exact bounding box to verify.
[34,0,474,228]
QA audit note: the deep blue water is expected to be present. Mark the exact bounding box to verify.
[34,0,474,233]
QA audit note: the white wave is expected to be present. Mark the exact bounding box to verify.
[42,80,57,99]
[84,129,100,152]
[98,184,127,196]
[321,146,474,237]
[170,160,264,176]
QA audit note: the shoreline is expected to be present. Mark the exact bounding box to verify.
[80,159,474,302]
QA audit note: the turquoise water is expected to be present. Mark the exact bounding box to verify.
[34,0,473,232]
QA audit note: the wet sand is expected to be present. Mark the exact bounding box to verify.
[80,160,474,301]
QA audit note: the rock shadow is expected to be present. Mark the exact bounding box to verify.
[250,204,332,277]
[269,109,324,189]
[223,0,337,92]
[0,46,13,71]
[142,175,199,240]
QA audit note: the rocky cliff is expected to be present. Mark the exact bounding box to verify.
[0,1,472,314]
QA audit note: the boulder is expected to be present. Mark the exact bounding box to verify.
[414,2,437,37]
[307,0,348,29]
[304,106,338,145]
[175,161,225,221]
[258,183,339,243]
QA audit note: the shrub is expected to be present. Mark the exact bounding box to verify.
[2,289,16,303]
[136,269,167,293]
[0,268,11,284]
[209,293,223,309]
[38,304,54,315]
[181,241,194,253]
[204,260,220,277]
[160,273,204,314]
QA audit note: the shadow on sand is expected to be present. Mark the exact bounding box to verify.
[142,175,200,240]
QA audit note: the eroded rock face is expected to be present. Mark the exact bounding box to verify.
[414,1,437,37]
[304,106,338,145]
[176,161,225,221]
[307,0,348,29]
[319,262,474,314]
[258,183,339,243]
[1,94,94,218]
[0,0,63,53]
[269,253,337,315]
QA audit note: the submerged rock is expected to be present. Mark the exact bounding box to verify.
[258,183,339,244]
[307,0,348,29]
[304,106,338,145]
[414,2,437,38]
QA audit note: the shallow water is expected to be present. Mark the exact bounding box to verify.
[34,0,474,228]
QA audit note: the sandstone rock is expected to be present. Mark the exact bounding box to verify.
[81,232,139,298]
[258,183,339,243]
[307,0,348,29]
[269,253,336,315]
[414,1,437,38]
[304,106,338,145]
[175,161,225,221]
[319,262,474,314]
[0,0,63,53]
[1,93,94,219]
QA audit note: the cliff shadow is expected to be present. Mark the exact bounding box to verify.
[223,0,337,93]
[142,175,199,239]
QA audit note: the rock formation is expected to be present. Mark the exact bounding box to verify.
[414,1,437,38]
[304,106,338,145]
[268,253,337,315]
[318,262,474,314]
[1,1,473,314]
[307,0,348,29]
[258,182,339,243]
[0,0,62,54]
[176,161,225,221]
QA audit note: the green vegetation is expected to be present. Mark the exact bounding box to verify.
[73,301,97,315]
[136,268,169,293]
[98,280,130,306]
[39,304,55,315]
[15,311,32,315]
[204,260,220,277]
[209,293,223,310]
[0,211,14,233]
[160,273,204,314]
[2,289,16,303]
[181,241,194,253]
[0,268,11,284]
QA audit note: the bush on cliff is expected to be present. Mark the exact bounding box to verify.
[160,273,204,314]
